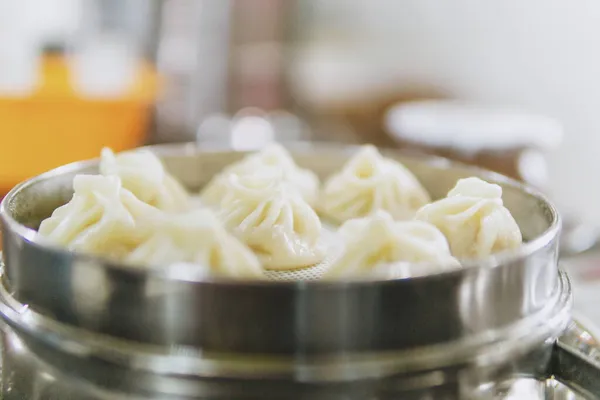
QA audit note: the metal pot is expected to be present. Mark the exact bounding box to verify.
[0,143,597,399]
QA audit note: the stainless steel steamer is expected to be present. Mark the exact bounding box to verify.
[0,143,598,399]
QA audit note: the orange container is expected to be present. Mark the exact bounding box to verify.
[0,56,160,194]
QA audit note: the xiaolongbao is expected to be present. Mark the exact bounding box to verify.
[201,143,319,206]
[126,209,264,279]
[215,169,326,270]
[38,174,164,259]
[320,145,430,224]
[415,177,522,259]
[100,147,190,212]
[325,211,459,279]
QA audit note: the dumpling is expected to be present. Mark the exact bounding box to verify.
[415,177,522,259]
[201,143,319,206]
[320,145,430,224]
[215,169,326,270]
[100,147,190,212]
[200,170,234,207]
[38,174,164,259]
[126,209,264,279]
[325,211,459,279]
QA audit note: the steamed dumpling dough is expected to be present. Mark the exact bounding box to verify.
[325,211,459,279]
[215,169,326,270]
[320,145,430,223]
[126,209,263,279]
[415,177,522,259]
[100,147,190,212]
[38,175,164,259]
[202,143,319,206]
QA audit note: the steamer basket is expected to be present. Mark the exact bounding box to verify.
[0,143,597,399]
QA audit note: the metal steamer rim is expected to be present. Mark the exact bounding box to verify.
[0,142,570,385]
[0,142,573,398]
[0,259,572,382]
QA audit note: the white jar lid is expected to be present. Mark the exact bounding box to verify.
[385,100,563,152]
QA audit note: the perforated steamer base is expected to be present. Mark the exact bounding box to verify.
[263,226,343,281]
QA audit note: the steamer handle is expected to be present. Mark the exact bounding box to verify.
[551,319,600,398]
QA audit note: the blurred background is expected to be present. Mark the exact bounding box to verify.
[1,0,600,262]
